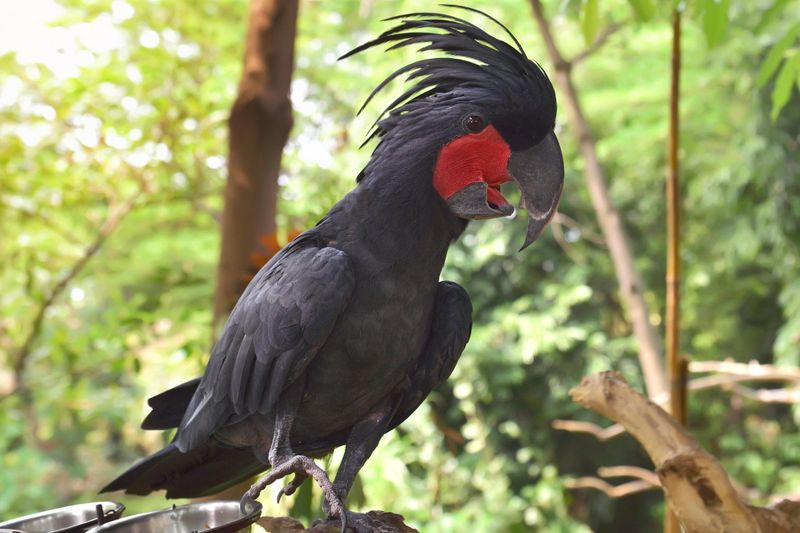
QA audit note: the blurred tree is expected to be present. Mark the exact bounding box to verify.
[196,0,298,504]
[213,0,297,329]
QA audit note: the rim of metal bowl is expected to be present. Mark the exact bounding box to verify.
[86,500,262,533]
[0,501,125,533]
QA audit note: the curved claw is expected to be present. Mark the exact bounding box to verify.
[276,473,306,504]
[275,483,294,504]
[246,455,340,524]
[321,490,346,532]
[239,490,258,515]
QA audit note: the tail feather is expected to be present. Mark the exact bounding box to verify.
[101,440,266,499]
[109,377,348,498]
[141,378,201,430]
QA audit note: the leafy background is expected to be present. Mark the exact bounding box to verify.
[1,0,799,531]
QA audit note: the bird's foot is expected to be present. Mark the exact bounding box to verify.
[314,510,376,533]
[240,455,341,522]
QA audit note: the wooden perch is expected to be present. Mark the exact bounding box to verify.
[570,371,800,533]
[258,511,418,532]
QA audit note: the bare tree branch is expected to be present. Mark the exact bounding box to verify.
[598,465,661,487]
[730,384,800,404]
[565,464,661,499]
[552,212,606,246]
[552,419,626,441]
[571,23,625,66]
[6,195,140,399]
[528,0,667,399]
[690,360,800,382]
[3,204,85,246]
[549,217,583,263]
[566,476,656,498]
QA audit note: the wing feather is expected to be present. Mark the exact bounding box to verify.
[175,238,355,452]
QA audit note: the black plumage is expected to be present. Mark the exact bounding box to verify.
[341,6,556,149]
[103,7,562,531]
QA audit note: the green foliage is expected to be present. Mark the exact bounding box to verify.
[699,0,731,47]
[1,0,799,532]
[627,0,656,21]
[580,0,600,44]
[575,0,797,117]
[757,23,800,87]
[755,12,800,120]
[765,37,800,119]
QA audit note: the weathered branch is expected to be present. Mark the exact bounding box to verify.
[528,0,667,399]
[258,511,417,532]
[571,372,800,532]
[555,360,800,443]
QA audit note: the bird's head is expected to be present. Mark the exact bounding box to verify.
[342,6,564,250]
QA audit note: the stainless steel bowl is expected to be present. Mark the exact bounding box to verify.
[85,501,262,533]
[0,501,124,533]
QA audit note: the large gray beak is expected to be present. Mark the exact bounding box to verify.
[508,131,564,250]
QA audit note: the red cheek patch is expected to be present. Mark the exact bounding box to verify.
[432,125,512,203]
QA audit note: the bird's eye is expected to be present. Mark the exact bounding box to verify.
[463,114,486,133]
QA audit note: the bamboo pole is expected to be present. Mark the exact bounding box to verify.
[665,7,687,533]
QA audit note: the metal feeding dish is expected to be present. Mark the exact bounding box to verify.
[85,501,262,533]
[0,501,124,533]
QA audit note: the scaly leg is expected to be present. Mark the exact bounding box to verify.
[315,400,398,533]
[240,378,344,530]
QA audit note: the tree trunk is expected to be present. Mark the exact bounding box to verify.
[212,0,298,329]
[202,0,297,504]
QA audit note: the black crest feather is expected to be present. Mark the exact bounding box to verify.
[340,5,556,147]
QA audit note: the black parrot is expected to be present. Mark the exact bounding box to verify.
[103,7,563,531]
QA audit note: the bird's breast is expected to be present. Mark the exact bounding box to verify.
[295,261,439,434]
